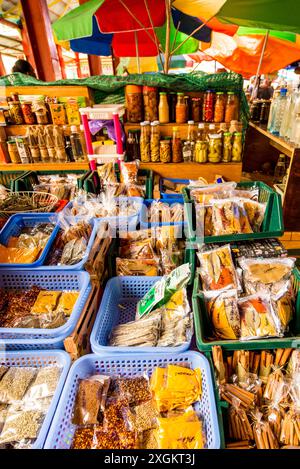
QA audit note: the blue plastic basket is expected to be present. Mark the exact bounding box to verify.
[160,177,190,201]
[90,276,192,354]
[0,213,59,268]
[140,199,187,229]
[0,350,71,449]
[37,218,98,271]
[44,351,220,449]
[64,196,144,232]
[0,269,91,349]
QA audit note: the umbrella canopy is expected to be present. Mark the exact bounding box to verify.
[174,0,300,34]
[53,0,211,58]
[192,29,300,78]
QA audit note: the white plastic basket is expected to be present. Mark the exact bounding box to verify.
[79,105,125,120]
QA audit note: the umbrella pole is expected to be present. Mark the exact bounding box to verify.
[164,0,171,74]
[134,31,141,74]
[252,30,269,100]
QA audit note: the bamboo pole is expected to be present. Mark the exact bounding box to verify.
[251,30,270,100]
[134,31,141,74]
[164,0,171,74]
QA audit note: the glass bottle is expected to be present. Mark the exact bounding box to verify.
[274,154,286,183]
[143,86,158,122]
[126,130,136,161]
[231,132,243,162]
[160,138,171,163]
[65,136,75,162]
[191,97,202,122]
[45,127,57,162]
[184,96,190,121]
[168,92,177,123]
[125,85,143,123]
[222,132,232,163]
[79,125,88,161]
[150,122,160,162]
[225,92,239,122]
[53,126,67,163]
[203,90,214,122]
[291,113,300,146]
[27,128,40,163]
[214,92,225,123]
[140,122,150,162]
[176,93,187,124]
[195,123,207,163]
[208,134,222,163]
[182,141,192,162]
[70,125,84,161]
[187,120,196,160]
[270,88,288,135]
[37,128,50,163]
[158,92,169,124]
[172,126,182,162]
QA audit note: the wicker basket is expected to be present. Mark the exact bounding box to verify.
[0,191,58,219]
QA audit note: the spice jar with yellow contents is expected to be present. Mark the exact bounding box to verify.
[140,122,151,163]
[150,122,160,162]
[176,93,186,124]
[126,85,143,123]
[208,133,222,163]
[225,92,239,123]
[143,86,158,122]
[172,126,182,163]
[160,138,171,163]
[232,132,243,162]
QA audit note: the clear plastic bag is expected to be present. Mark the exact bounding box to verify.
[204,289,240,340]
[123,400,159,432]
[116,258,159,276]
[197,244,239,291]
[109,312,161,347]
[243,199,266,232]
[190,182,237,204]
[120,161,139,185]
[72,375,111,426]
[118,376,152,405]
[0,409,45,445]
[239,257,295,296]
[0,367,37,404]
[55,291,79,317]
[238,294,281,340]
[30,291,61,315]
[211,198,253,236]
[24,366,61,400]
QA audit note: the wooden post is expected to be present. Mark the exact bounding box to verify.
[0,53,6,76]
[20,19,37,73]
[74,52,83,79]
[56,45,67,80]
[20,0,62,81]
[164,0,171,74]
[79,0,102,76]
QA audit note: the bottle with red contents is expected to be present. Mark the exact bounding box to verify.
[203,90,215,122]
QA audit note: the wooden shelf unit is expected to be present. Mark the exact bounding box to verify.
[243,122,300,232]
[140,162,242,181]
[0,162,89,171]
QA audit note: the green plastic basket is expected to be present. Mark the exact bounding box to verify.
[0,171,32,191]
[13,170,90,193]
[83,170,101,194]
[192,268,300,352]
[183,181,284,243]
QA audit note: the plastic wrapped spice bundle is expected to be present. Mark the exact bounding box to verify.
[45,219,92,266]
[238,294,281,340]
[0,222,55,264]
[145,201,184,224]
[204,290,240,340]
[197,244,239,291]
[71,363,205,450]
[211,346,300,449]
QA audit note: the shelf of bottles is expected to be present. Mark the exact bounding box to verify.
[267,87,300,147]
[0,91,89,166]
[124,85,244,166]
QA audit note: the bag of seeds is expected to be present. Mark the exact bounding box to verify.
[0,367,37,404]
[24,366,61,400]
[0,409,44,445]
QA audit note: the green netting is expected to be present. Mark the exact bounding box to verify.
[0,72,249,127]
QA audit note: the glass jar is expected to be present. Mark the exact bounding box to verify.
[225,92,239,122]
[172,126,182,162]
[150,122,160,162]
[191,97,202,122]
[8,101,23,124]
[158,92,169,124]
[21,102,35,124]
[168,92,177,122]
[7,140,21,163]
[126,85,143,123]
[143,86,158,122]
[184,96,190,121]
[222,132,232,163]
[203,90,214,122]
[195,140,208,163]
[140,122,150,162]
[176,93,186,124]
[126,130,140,161]
[214,92,225,123]
[232,132,243,162]
[208,134,222,163]
[35,109,49,124]
[160,139,171,163]
[182,141,193,162]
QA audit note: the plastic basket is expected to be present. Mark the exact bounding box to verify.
[44,351,220,449]
[183,181,284,243]
[140,199,186,229]
[0,269,91,348]
[0,213,60,268]
[192,268,300,352]
[0,171,29,191]
[0,350,71,448]
[160,177,190,201]
[13,170,90,193]
[38,219,98,271]
[80,104,125,120]
[0,191,59,220]
[90,276,192,354]
[64,196,144,232]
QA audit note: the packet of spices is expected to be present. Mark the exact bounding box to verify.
[71,426,95,450]
[123,400,159,432]
[92,427,138,450]
[24,366,61,400]
[72,375,110,426]
[0,366,8,381]
[103,397,130,433]
[0,367,37,404]
[0,409,44,445]
[136,263,191,319]
[118,376,152,405]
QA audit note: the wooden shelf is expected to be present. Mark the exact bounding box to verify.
[140,162,242,181]
[0,162,89,171]
[125,122,243,139]
[249,122,299,158]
